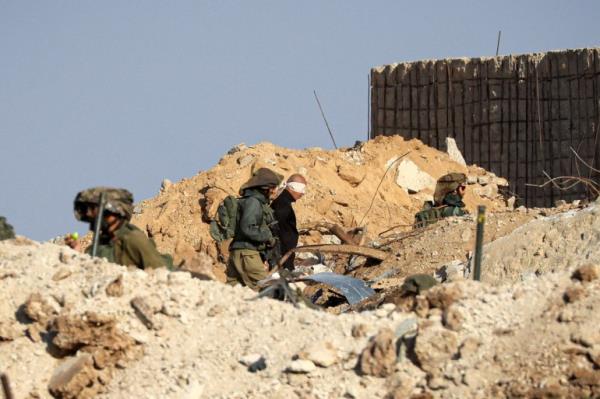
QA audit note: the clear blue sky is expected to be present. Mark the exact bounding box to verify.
[1,1,599,240]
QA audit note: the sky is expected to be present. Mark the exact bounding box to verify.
[1,1,599,240]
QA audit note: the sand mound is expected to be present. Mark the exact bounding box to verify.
[132,136,509,270]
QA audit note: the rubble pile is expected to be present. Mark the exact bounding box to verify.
[131,136,510,271]
[0,200,599,397]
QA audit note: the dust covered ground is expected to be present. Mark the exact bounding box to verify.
[2,138,600,398]
[1,200,600,398]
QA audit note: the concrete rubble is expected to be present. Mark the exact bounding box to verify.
[1,138,599,398]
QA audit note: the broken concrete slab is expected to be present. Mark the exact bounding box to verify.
[395,159,436,194]
[445,137,466,166]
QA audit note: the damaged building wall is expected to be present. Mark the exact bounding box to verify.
[370,48,600,207]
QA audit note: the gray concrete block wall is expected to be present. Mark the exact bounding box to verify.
[371,48,600,207]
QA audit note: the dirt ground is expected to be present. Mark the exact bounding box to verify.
[1,200,600,398]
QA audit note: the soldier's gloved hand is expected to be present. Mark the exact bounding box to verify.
[266,237,278,248]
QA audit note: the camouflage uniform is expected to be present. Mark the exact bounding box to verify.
[226,168,282,290]
[74,187,168,269]
[414,173,468,228]
[0,216,15,240]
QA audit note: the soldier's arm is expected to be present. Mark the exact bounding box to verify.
[125,232,166,269]
[239,198,273,244]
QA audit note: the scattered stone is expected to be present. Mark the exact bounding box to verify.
[23,293,59,323]
[52,268,72,281]
[414,325,459,373]
[357,328,396,377]
[425,284,465,310]
[131,297,160,330]
[227,143,248,155]
[237,154,255,167]
[105,275,124,297]
[442,306,463,331]
[161,179,173,191]
[337,164,365,186]
[555,199,567,207]
[458,336,481,359]
[466,175,478,185]
[0,322,20,341]
[352,324,368,338]
[571,329,600,348]
[563,285,586,303]
[428,376,449,390]
[507,196,516,209]
[207,304,225,317]
[572,264,599,283]
[297,341,338,368]
[477,175,491,186]
[286,359,316,374]
[239,353,263,367]
[48,354,96,399]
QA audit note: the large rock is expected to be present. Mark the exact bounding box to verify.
[414,323,459,373]
[445,138,466,166]
[48,354,96,399]
[395,159,436,194]
[357,328,397,377]
[337,164,366,186]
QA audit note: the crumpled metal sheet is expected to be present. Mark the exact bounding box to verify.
[299,272,375,305]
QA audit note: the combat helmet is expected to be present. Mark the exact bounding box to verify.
[240,168,283,192]
[74,187,134,221]
[433,173,467,205]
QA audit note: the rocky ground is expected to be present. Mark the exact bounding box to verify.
[1,199,600,398]
[2,138,600,398]
[131,135,511,273]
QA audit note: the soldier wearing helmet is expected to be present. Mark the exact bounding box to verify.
[414,173,468,228]
[433,172,468,218]
[67,187,168,269]
[226,168,283,290]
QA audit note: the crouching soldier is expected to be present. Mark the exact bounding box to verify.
[66,187,169,269]
[414,173,468,228]
[226,168,282,290]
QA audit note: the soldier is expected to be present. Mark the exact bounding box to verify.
[226,168,282,290]
[66,187,168,269]
[270,174,307,271]
[414,173,468,228]
[0,216,15,240]
[434,172,468,217]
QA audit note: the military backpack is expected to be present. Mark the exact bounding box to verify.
[209,195,240,242]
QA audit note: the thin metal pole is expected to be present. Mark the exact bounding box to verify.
[91,192,107,257]
[473,205,486,281]
[496,30,502,56]
[313,90,338,149]
[368,73,371,141]
[1,373,14,399]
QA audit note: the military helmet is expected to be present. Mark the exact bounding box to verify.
[400,274,438,295]
[74,187,134,221]
[240,168,283,192]
[433,172,467,205]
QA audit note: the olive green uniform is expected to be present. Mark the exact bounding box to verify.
[226,188,276,290]
[87,223,166,269]
[440,193,467,217]
[0,216,15,240]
